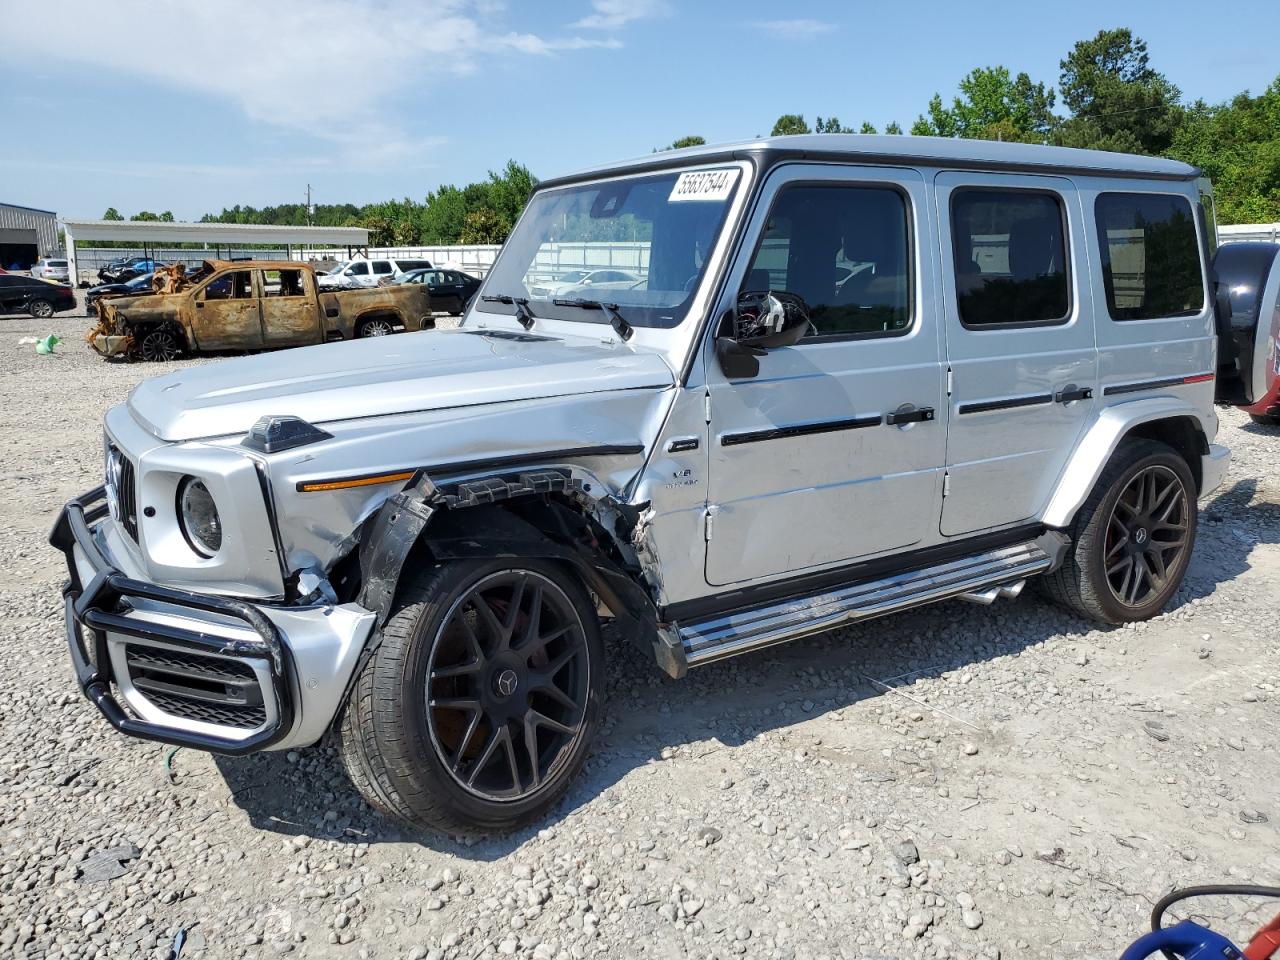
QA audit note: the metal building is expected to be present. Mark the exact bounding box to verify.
[0,202,59,271]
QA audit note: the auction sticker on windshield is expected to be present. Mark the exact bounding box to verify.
[668,168,739,202]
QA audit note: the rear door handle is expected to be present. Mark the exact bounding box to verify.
[1054,386,1093,404]
[885,407,935,425]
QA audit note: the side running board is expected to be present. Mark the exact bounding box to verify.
[678,540,1053,668]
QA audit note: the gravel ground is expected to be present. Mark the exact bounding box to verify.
[2,310,1279,960]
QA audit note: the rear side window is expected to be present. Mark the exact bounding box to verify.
[1094,193,1204,321]
[951,189,1070,327]
[372,261,393,275]
[741,183,912,338]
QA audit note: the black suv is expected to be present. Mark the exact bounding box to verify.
[0,274,77,318]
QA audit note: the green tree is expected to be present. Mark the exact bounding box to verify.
[1055,28,1182,154]
[658,135,706,150]
[912,66,1056,142]
[102,207,123,221]
[858,122,877,134]
[459,208,510,244]
[1169,77,1280,223]
[885,121,904,135]
[814,116,852,133]
[771,114,812,136]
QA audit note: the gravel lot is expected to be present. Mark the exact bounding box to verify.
[2,310,1278,960]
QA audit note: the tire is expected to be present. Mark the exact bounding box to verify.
[135,324,185,362]
[339,558,604,834]
[356,316,396,338]
[1042,439,1197,624]
[29,299,53,319]
[1248,413,1280,427]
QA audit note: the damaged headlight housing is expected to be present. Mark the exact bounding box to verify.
[178,476,222,557]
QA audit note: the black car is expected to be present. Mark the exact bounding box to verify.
[394,268,481,315]
[84,273,155,314]
[97,257,145,283]
[0,274,77,318]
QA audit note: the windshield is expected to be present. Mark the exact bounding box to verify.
[482,165,742,328]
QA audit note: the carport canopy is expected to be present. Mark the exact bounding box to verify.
[60,219,370,285]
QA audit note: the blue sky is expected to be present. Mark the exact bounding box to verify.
[2,0,1276,221]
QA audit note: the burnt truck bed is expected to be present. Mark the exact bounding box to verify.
[89,259,434,361]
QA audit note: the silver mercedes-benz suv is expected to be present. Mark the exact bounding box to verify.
[53,135,1233,834]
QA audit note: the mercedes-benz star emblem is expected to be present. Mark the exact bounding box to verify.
[1135,528,1149,545]
[495,669,519,698]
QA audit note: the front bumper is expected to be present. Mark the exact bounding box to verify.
[50,486,375,754]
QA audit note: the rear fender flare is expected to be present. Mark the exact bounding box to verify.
[1042,398,1214,529]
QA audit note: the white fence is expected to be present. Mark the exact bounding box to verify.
[1219,223,1280,245]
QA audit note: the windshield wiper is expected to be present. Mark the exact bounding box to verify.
[480,293,535,330]
[553,298,633,341]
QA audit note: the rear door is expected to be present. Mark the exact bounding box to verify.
[934,172,1097,537]
[704,164,947,586]
[259,267,321,346]
[191,269,264,350]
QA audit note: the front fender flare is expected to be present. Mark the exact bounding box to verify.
[1042,397,1214,529]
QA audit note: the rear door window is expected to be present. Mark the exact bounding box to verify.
[950,189,1070,327]
[1094,192,1205,321]
[372,261,393,275]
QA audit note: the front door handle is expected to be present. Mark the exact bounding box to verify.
[1054,386,1093,404]
[885,406,935,425]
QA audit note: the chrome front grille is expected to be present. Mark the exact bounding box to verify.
[106,445,139,541]
[123,644,267,730]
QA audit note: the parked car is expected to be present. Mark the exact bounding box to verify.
[527,268,642,299]
[394,268,481,315]
[1213,241,1280,425]
[114,259,165,284]
[97,257,148,283]
[31,257,70,283]
[87,259,433,361]
[85,272,156,315]
[53,136,1231,835]
[316,257,434,291]
[0,274,77,317]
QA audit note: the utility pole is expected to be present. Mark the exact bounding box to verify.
[305,184,314,226]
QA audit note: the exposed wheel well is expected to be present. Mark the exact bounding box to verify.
[1121,416,1208,492]
[354,311,403,331]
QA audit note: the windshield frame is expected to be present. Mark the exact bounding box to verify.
[474,162,749,330]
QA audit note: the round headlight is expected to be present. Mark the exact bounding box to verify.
[178,477,222,557]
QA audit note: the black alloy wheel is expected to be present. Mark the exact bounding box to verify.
[137,325,183,362]
[426,570,591,801]
[1102,464,1190,607]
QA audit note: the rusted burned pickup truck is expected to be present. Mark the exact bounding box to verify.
[90,260,433,361]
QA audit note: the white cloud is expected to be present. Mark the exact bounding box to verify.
[750,19,836,38]
[571,0,668,30]
[1,0,621,164]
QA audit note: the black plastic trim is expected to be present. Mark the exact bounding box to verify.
[885,407,935,425]
[663,522,1046,624]
[295,444,646,492]
[721,415,881,447]
[1103,374,1214,396]
[957,394,1054,415]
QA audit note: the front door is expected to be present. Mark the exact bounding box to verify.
[934,172,1097,537]
[705,165,947,587]
[259,268,321,346]
[192,269,264,350]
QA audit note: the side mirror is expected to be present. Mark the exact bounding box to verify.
[715,336,766,379]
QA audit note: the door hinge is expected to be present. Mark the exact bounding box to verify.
[704,508,715,541]
[704,391,712,424]
[942,471,952,497]
[946,367,954,397]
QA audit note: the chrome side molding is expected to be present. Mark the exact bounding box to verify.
[679,542,1051,668]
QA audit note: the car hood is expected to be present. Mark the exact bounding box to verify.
[128,327,675,442]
